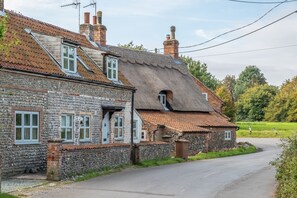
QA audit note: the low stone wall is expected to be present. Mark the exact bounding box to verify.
[47,140,131,180]
[135,142,171,163]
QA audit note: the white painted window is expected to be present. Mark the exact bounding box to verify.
[225,130,232,140]
[61,114,73,141]
[62,45,77,73]
[141,130,146,141]
[80,115,90,141]
[15,111,39,144]
[106,57,118,81]
[202,93,208,101]
[114,116,123,139]
[159,93,167,109]
[133,120,138,139]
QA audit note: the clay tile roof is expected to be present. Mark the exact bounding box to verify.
[139,110,237,133]
[0,11,133,89]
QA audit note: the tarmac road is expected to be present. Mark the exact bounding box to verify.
[32,138,281,198]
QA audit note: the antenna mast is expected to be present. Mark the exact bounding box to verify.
[61,0,81,31]
[83,0,97,16]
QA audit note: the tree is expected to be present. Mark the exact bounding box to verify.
[265,77,297,122]
[0,14,19,52]
[181,56,220,91]
[118,41,147,51]
[216,85,236,121]
[234,65,266,100]
[236,84,277,121]
[222,75,236,102]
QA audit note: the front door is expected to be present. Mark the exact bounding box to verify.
[102,112,110,144]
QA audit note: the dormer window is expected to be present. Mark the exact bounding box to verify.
[62,44,77,73]
[202,93,208,101]
[159,91,170,111]
[106,57,118,81]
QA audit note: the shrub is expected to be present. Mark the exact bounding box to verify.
[273,133,297,198]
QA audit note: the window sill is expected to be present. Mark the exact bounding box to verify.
[80,139,91,143]
[14,141,40,145]
[114,138,124,141]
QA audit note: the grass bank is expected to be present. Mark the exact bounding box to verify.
[237,122,297,138]
[137,144,257,168]
[0,193,17,198]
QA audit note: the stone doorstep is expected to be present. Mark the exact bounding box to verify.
[11,173,47,180]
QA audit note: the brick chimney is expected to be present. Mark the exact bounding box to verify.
[80,12,94,41]
[163,26,179,59]
[93,11,107,47]
[0,0,4,13]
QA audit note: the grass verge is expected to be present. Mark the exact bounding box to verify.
[0,193,17,198]
[137,144,257,168]
[236,122,297,138]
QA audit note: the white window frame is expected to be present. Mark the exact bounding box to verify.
[225,130,232,140]
[15,111,39,144]
[141,130,146,141]
[106,57,118,81]
[61,114,74,142]
[202,93,208,101]
[80,115,91,142]
[62,44,77,73]
[159,93,167,109]
[133,120,138,139]
[114,116,123,140]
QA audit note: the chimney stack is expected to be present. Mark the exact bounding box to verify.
[93,11,107,46]
[0,0,4,13]
[80,12,94,40]
[163,26,179,59]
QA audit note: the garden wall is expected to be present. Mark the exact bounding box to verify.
[134,142,171,163]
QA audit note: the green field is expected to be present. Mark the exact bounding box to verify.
[236,122,297,138]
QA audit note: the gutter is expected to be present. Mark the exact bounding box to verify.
[130,89,136,164]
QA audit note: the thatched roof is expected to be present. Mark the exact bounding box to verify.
[101,46,213,112]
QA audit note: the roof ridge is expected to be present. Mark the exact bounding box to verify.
[6,10,84,38]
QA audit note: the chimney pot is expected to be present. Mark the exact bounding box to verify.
[84,12,90,24]
[171,26,176,40]
[166,34,170,40]
[97,11,103,24]
[93,16,97,25]
[0,0,4,13]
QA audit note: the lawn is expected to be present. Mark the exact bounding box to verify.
[0,194,17,198]
[236,122,297,138]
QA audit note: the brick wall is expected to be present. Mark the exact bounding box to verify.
[0,70,133,177]
[134,142,171,163]
[47,141,131,180]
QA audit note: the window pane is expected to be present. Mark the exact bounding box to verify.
[24,114,30,126]
[119,128,123,137]
[32,114,38,126]
[16,114,22,126]
[115,118,118,127]
[113,69,116,79]
[69,115,73,127]
[69,47,75,58]
[85,116,90,127]
[61,128,66,139]
[63,46,68,57]
[80,128,84,139]
[32,128,38,140]
[108,69,112,79]
[114,129,118,138]
[119,118,123,127]
[112,61,117,69]
[69,60,75,71]
[24,128,30,140]
[66,128,72,140]
[86,128,90,139]
[16,128,22,140]
[62,116,66,127]
[133,121,137,129]
[108,60,112,68]
[63,58,68,69]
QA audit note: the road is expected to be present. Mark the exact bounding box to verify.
[32,138,281,198]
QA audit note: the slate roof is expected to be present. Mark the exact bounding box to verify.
[101,45,213,112]
[139,111,237,133]
[0,11,133,88]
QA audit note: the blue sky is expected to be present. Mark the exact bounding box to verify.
[5,0,297,86]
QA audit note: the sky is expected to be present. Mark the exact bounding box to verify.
[5,0,297,86]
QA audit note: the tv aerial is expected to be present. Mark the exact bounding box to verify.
[61,0,81,31]
[84,0,97,16]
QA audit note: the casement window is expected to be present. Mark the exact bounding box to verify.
[159,93,169,110]
[114,116,123,139]
[202,93,208,101]
[225,130,232,140]
[61,114,73,141]
[80,115,90,141]
[62,45,77,73]
[106,57,118,81]
[15,111,39,144]
[133,120,138,139]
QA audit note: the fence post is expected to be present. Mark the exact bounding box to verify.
[47,140,63,181]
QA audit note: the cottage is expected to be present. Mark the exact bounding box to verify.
[0,7,136,177]
[79,12,237,155]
